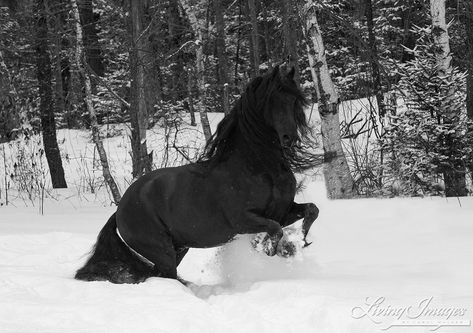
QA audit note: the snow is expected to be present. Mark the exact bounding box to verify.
[1,116,473,332]
[1,182,472,332]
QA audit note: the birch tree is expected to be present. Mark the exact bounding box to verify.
[179,0,212,142]
[71,0,121,205]
[303,1,354,199]
[430,0,467,196]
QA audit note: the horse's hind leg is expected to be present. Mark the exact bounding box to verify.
[129,235,178,280]
[176,247,189,266]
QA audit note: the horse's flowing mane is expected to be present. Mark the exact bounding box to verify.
[199,67,322,171]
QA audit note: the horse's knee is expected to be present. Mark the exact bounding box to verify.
[306,203,319,221]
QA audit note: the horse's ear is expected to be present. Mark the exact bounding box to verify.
[287,66,295,80]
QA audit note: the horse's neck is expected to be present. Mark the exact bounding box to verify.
[233,127,288,173]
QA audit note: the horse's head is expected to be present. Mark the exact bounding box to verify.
[262,66,305,150]
[201,64,319,171]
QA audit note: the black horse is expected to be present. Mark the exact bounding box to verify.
[75,66,320,284]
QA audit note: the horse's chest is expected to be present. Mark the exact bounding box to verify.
[260,172,295,219]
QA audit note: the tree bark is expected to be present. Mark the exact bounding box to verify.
[303,1,354,199]
[281,0,299,85]
[35,0,67,189]
[180,0,212,142]
[430,0,467,197]
[248,0,260,77]
[71,0,121,205]
[214,0,230,114]
[129,0,152,178]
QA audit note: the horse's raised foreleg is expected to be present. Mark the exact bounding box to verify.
[244,212,283,256]
[253,202,319,258]
[281,202,319,246]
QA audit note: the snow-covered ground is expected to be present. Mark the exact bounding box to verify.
[1,181,472,332]
[1,116,472,332]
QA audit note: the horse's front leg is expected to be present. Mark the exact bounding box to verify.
[258,202,318,258]
[281,202,319,246]
[244,212,283,256]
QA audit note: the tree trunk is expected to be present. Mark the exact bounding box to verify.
[466,1,473,120]
[129,0,152,178]
[78,0,104,78]
[430,0,467,197]
[303,1,354,199]
[465,2,473,181]
[0,50,19,142]
[196,29,212,142]
[365,0,385,118]
[187,67,196,126]
[180,0,212,142]
[248,0,260,77]
[214,0,230,114]
[35,0,67,189]
[52,19,66,126]
[165,0,188,102]
[281,0,299,85]
[71,0,121,205]
[262,2,272,69]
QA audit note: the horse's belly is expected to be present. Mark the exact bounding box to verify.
[160,172,237,248]
[168,210,236,248]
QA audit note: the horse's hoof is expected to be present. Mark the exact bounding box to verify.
[276,239,297,258]
[263,245,277,257]
[251,233,278,256]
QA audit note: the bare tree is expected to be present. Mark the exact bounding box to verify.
[71,0,121,204]
[214,0,230,114]
[248,0,260,77]
[35,0,67,189]
[430,0,467,196]
[365,0,385,118]
[465,1,473,120]
[303,1,354,199]
[129,0,152,178]
[281,0,300,84]
[0,50,19,141]
[179,0,212,142]
[78,0,104,79]
[466,1,473,180]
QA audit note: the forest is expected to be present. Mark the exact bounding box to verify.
[1,0,473,204]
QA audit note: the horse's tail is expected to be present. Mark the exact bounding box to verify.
[75,213,153,284]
